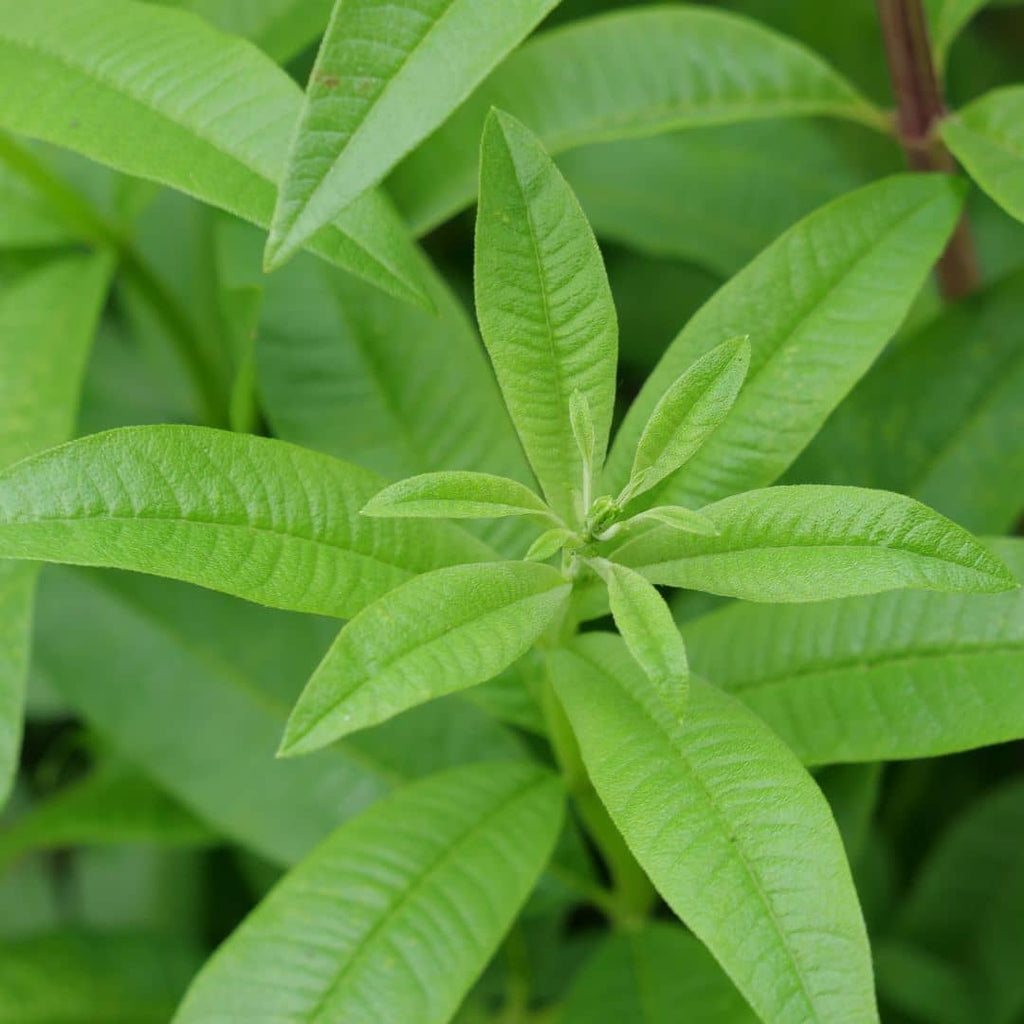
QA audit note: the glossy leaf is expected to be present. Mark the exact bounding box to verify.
[942,87,1024,224]
[282,561,570,754]
[625,336,750,501]
[0,425,492,619]
[570,390,597,478]
[551,634,877,1024]
[363,472,550,521]
[0,0,429,306]
[175,762,564,1023]
[35,568,526,866]
[604,175,965,506]
[0,254,111,808]
[390,7,885,233]
[615,485,1015,602]
[685,539,1024,764]
[476,110,618,522]
[266,0,559,266]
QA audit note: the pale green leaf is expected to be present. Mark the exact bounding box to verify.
[924,0,994,70]
[596,561,688,714]
[362,471,550,521]
[0,425,493,619]
[604,175,965,506]
[569,389,597,475]
[625,336,750,501]
[630,506,720,537]
[0,253,111,808]
[686,538,1024,764]
[266,0,559,266]
[36,568,526,866]
[282,561,570,754]
[475,109,617,522]
[525,527,576,562]
[174,762,564,1024]
[942,87,1024,224]
[551,634,877,1024]
[390,7,886,234]
[0,0,429,306]
[615,485,1016,602]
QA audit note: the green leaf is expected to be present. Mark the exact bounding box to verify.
[174,762,564,1024]
[0,154,75,248]
[874,940,981,1024]
[550,634,877,1024]
[924,0,994,71]
[595,561,688,714]
[282,561,570,754]
[942,87,1024,224]
[629,506,720,537]
[476,110,618,523]
[624,336,750,501]
[562,922,758,1023]
[0,254,111,808]
[525,527,577,562]
[615,485,1015,602]
[0,0,429,307]
[604,175,966,507]
[0,425,493,619]
[390,7,886,234]
[684,538,1024,764]
[35,568,526,866]
[569,389,597,478]
[362,472,550,521]
[266,0,559,267]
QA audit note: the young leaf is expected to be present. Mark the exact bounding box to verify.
[550,634,877,1024]
[0,253,111,809]
[685,538,1024,765]
[605,175,966,507]
[630,505,720,537]
[266,0,559,267]
[174,762,564,1024]
[475,109,618,523]
[391,7,887,234]
[0,0,429,306]
[941,87,1024,224]
[525,527,576,562]
[0,426,493,620]
[625,336,751,500]
[562,923,758,1024]
[362,471,550,521]
[614,485,1016,602]
[595,561,688,714]
[570,389,597,499]
[281,561,570,755]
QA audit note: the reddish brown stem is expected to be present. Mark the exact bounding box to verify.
[876,0,981,300]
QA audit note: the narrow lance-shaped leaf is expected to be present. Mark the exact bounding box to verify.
[475,109,618,523]
[281,561,570,755]
[0,0,429,306]
[0,426,493,620]
[605,175,966,507]
[685,538,1024,766]
[174,761,565,1024]
[614,485,1015,602]
[630,505,720,537]
[550,634,878,1024]
[525,527,577,562]
[623,335,750,502]
[390,7,887,234]
[941,87,1024,224]
[266,0,560,267]
[362,471,551,521]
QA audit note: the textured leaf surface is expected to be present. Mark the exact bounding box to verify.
[282,561,570,754]
[551,634,877,1024]
[390,7,884,233]
[363,472,549,520]
[175,762,564,1024]
[616,486,1015,602]
[35,568,525,866]
[686,539,1024,763]
[267,0,558,264]
[0,425,492,619]
[604,175,965,506]
[633,505,720,537]
[0,0,428,305]
[476,110,617,522]
[942,87,1024,224]
[562,923,758,1024]
[0,254,110,807]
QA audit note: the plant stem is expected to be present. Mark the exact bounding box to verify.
[875,0,981,300]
